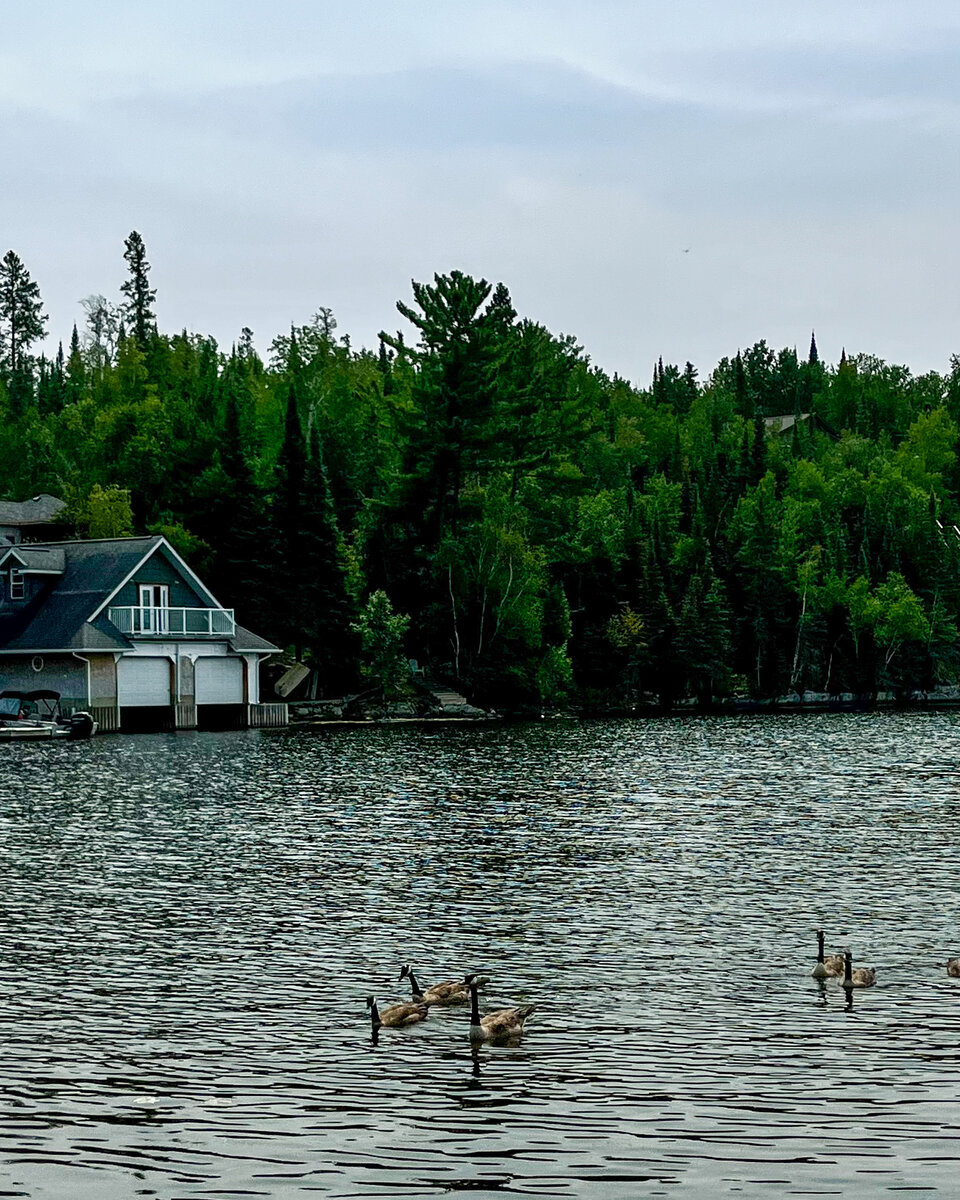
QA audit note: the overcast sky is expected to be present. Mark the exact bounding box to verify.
[2,0,959,384]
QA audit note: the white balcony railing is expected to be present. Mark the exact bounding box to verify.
[108,605,235,637]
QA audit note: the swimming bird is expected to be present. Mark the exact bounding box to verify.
[842,949,875,988]
[812,930,844,979]
[366,996,429,1030]
[399,964,470,1006]
[947,958,960,978]
[465,973,535,1042]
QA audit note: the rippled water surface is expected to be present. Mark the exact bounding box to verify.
[3,714,960,1198]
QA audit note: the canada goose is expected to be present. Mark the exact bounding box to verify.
[366,996,429,1030]
[399,964,470,1006]
[947,958,960,978]
[465,973,535,1042]
[842,949,876,988]
[812,930,844,979]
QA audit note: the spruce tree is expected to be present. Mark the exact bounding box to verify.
[65,324,85,405]
[0,251,47,402]
[300,425,359,692]
[120,231,156,349]
[273,380,308,655]
[211,374,273,637]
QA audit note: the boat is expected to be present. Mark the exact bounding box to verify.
[0,690,98,740]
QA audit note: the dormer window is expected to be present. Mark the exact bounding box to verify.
[9,569,24,600]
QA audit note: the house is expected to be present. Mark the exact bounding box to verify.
[0,494,70,545]
[0,534,286,732]
[763,412,839,439]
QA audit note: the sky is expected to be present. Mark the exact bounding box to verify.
[2,0,959,385]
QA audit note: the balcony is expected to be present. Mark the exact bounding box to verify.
[108,605,236,637]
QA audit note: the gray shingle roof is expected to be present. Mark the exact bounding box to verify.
[0,494,67,526]
[0,547,66,573]
[0,535,278,656]
[0,537,159,651]
[230,624,280,653]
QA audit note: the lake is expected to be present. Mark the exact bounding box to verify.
[2,714,960,1198]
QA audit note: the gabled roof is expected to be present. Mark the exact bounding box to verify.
[0,536,276,656]
[0,494,67,526]
[0,546,66,573]
[0,537,160,652]
[764,412,839,440]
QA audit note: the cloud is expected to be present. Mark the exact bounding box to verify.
[0,5,959,380]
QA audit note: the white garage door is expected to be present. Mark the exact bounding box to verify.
[195,657,244,705]
[118,657,171,706]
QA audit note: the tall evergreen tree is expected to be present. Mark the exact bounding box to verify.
[299,426,359,691]
[272,380,309,654]
[0,250,47,415]
[65,323,85,405]
[208,373,272,636]
[120,231,157,349]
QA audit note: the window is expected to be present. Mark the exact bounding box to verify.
[138,584,170,633]
[9,569,24,600]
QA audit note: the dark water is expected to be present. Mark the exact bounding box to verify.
[2,714,960,1199]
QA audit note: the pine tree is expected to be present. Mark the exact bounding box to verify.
[65,323,85,405]
[37,349,66,415]
[120,231,157,349]
[0,250,47,383]
[808,330,819,365]
[210,375,273,637]
[272,380,308,654]
[299,425,359,692]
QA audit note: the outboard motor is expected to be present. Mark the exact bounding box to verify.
[68,711,97,740]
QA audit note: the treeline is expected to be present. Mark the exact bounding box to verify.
[3,235,960,708]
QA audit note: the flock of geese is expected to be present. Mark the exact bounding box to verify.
[813,930,960,986]
[366,966,536,1042]
[365,937,959,1040]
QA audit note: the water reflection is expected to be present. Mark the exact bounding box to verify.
[2,714,960,1197]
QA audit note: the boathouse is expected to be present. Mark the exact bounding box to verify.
[0,534,286,732]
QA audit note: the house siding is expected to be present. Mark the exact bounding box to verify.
[0,654,89,709]
[112,549,210,610]
[0,571,55,610]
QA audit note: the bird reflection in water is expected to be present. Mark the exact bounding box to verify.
[843,984,854,1012]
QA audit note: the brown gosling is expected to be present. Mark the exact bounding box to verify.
[366,996,429,1030]
[842,949,876,988]
[947,958,960,978]
[399,964,470,1006]
[465,973,535,1043]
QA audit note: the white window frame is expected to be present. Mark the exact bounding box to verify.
[9,569,24,600]
[138,583,170,634]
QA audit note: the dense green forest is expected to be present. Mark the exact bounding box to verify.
[3,235,960,709]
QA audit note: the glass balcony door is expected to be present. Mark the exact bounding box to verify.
[138,584,170,634]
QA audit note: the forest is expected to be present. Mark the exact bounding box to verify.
[3,234,960,711]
